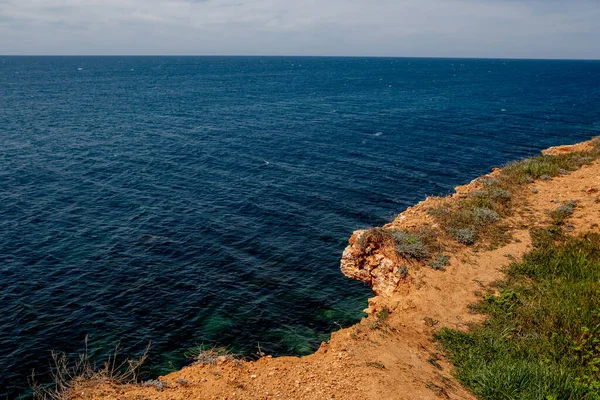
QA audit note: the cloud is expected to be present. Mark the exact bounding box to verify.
[0,0,598,58]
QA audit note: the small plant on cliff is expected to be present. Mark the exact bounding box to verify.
[429,254,450,271]
[393,230,430,260]
[489,188,512,203]
[452,227,476,245]
[549,200,577,225]
[142,379,171,391]
[470,191,497,210]
[473,207,500,225]
[185,345,241,367]
[368,307,391,330]
[432,189,509,247]
[365,361,386,369]
[481,177,500,187]
[377,307,390,321]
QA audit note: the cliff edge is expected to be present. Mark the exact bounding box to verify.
[65,138,600,400]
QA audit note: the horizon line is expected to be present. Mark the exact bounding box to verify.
[1,54,600,62]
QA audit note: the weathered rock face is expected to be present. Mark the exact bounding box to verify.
[340,230,403,297]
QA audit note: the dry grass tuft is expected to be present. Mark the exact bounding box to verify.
[30,337,150,400]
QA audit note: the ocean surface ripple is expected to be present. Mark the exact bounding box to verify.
[1,56,599,398]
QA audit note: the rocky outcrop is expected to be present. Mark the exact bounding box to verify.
[340,231,401,296]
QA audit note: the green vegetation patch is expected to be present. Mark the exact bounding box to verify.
[393,230,430,260]
[501,141,600,185]
[429,177,513,247]
[436,230,600,399]
[431,138,600,247]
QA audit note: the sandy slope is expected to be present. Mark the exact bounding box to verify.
[74,140,600,400]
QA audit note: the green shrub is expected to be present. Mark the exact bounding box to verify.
[393,231,430,260]
[452,227,476,245]
[429,254,450,271]
[473,208,500,225]
[470,191,497,209]
[377,307,390,321]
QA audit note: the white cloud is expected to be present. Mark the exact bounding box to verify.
[0,0,598,58]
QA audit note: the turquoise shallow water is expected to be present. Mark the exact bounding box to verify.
[1,56,599,398]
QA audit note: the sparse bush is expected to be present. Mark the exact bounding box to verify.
[356,228,395,253]
[470,190,488,198]
[452,227,476,245]
[540,174,552,181]
[470,191,496,209]
[393,231,430,260]
[578,156,594,164]
[481,177,500,187]
[368,307,392,331]
[185,346,239,366]
[550,200,577,225]
[557,200,576,214]
[429,254,450,271]
[377,307,390,321]
[473,208,500,225]
[414,227,441,252]
[357,227,439,261]
[490,188,511,202]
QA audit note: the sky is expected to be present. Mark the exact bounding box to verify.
[0,0,599,58]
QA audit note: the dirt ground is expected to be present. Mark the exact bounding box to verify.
[74,140,600,400]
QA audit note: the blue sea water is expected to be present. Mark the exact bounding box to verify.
[1,56,599,398]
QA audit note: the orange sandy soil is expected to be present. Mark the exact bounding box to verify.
[74,140,600,400]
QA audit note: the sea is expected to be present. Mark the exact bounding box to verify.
[1,56,599,398]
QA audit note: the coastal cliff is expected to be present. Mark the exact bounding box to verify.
[61,138,600,400]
